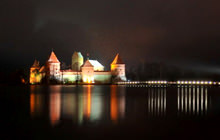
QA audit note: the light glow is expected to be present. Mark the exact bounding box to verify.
[83,75,94,83]
[111,85,118,123]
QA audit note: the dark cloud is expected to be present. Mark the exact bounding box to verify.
[1,0,220,71]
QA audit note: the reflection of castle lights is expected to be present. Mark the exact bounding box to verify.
[61,93,77,120]
[87,85,91,118]
[30,86,44,118]
[49,86,61,126]
[30,93,35,115]
[111,85,118,123]
[83,85,92,119]
[110,85,126,123]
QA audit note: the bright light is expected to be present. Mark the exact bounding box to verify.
[83,75,94,83]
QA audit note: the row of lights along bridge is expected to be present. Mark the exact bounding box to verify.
[117,80,220,85]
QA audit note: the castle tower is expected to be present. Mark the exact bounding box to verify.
[72,51,84,71]
[111,54,127,81]
[46,51,61,81]
[81,60,94,83]
[30,59,41,84]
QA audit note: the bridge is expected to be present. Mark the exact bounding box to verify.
[116,80,220,86]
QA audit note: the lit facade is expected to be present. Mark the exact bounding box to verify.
[30,51,127,84]
[72,51,84,71]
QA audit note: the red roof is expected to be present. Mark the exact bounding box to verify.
[47,51,60,63]
[111,53,124,64]
[32,59,40,67]
[81,60,94,67]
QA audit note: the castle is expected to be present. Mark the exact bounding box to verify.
[29,51,127,84]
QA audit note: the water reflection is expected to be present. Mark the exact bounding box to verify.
[90,86,104,122]
[110,85,126,123]
[30,85,126,126]
[30,85,213,126]
[61,87,83,124]
[177,86,209,115]
[30,86,44,118]
[147,87,166,116]
[62,93,78,120]
[49,86,61,126]
[83,85,91,120]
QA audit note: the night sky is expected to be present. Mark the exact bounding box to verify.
[1,0,220,72]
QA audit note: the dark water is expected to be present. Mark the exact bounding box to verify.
[1,85,220,140]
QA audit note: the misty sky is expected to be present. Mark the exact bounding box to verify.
[1,0,220,72]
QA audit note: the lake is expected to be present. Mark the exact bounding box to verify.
[1,85,220,139]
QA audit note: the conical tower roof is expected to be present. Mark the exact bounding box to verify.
[82,60,94,67]
[47,51,60,63]
[111,53,124,65]
[32,59,40,67]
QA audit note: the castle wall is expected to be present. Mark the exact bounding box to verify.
[62,71,81,83]
[30,71,45,84]
[94,71,112,83]
[62,71,112,84]
[30,67,42,84]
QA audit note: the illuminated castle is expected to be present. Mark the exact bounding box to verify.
[30,51,127,84]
